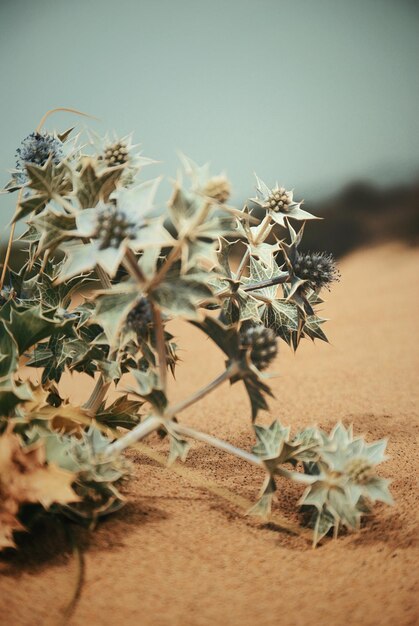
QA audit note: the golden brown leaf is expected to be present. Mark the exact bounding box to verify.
[0,431,79,549]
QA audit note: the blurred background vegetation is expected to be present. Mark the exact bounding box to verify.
[1,0,418,261]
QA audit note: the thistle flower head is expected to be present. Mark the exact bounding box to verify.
[293,251,340,292]
[88,131,155,176]
[292,427,327,454]
[95,205,137,250]
[15,131,63,172]
[252,175,317,227]
[126,297,153,336]
[102,141,129,167]
[344,458,374,485]
[202,175,231,204]
[239,325,278,371]
[299,424,393,544]
[265,187,292,213]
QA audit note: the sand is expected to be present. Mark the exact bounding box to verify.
[0,243,418,626]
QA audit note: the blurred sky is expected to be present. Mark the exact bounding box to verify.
[0,0,418,240]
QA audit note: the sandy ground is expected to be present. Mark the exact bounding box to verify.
[0,243,418,626]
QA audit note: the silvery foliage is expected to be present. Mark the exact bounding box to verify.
[0,124,391,548]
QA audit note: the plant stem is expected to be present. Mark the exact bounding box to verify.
[52,193,77,215]
[165,362,240,419]
[35,107,97,133]
[123,247,146,284]
[169,422,264,469]
[236,248,250,280]
[152,304,167,391]
[255,215,272,243]
[95,265,112,289]
[104,415,162,458]
[0,188,24,291]
[243,274,289,293]
[148,198,213,290]
[83,375,110,412]
[149,243,181,289]
[94,417,311,541]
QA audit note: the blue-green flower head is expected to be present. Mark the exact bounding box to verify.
[15,131,63,183]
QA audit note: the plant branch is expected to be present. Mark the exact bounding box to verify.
[148,198,212,290]
[104,415,162,458]
[148,243,181,289]
[82,375,110,412]
[0,188,24,291]
[152,304,168,391]
[169,422,264,468]
[36,107,98,133]
[95,265,112,289]
[165,361,240,419]
[52,193,77,215]
[236,248,250,280]
[93,417,312,542]
[123,248,146,284]
[243,274,289,293]
[255,215,272,243]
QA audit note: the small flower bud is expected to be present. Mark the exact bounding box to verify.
[126,297,153,337]
[345,458,374,485]
[264,187,292,213]
[95,206,136,250]
[103,141,129,167]
[202,176,231,204]
[239,325,278,371]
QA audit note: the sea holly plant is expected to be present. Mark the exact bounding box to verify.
[0,109,392,550]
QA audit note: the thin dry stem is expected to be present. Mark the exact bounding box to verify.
[95,265,112,290]
[52,193,77,215]
[36,107,98,133]
[255,215,272,243]
[236,248,250,280]
[0,188,23,290]
[104,415,162,458]
[170,422,263,468]
[83,375,110,412]
[165,362,240,419]
[123,248,146,284]
[243,274,289,293]
[95,418,311,542]
[152,304,168,391]
[148,243,181,289]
